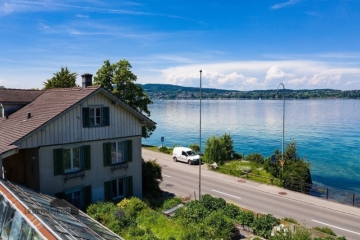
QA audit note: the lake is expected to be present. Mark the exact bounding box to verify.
[143,99,360,193]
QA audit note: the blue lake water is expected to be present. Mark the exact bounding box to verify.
[143,99,360,193]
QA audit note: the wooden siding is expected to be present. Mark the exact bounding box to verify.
[18,93,142,149]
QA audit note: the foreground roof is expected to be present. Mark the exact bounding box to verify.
[0,179,123,239]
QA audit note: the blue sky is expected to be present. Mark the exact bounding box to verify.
[1,0,360,90]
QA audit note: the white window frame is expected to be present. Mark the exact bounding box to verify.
[111,141,127,164]
[63,146,81,173]
[89,107,102,127]
[112,177,125,200]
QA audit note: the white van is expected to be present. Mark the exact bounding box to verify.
[172,147,200,165]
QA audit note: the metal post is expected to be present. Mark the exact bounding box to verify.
[199,70,202,200]
[277,83,285,174]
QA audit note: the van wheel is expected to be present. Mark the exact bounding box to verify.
[188,160,192,165]
[173,157,177,162]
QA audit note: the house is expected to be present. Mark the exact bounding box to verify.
[0,179,124,239]
[0,74,156,211]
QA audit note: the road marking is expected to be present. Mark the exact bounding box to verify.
[211,189,241,200]
[162,174,171,178]
[312,220,360,235]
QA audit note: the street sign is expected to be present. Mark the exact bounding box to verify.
[161,136,164,142]
[280,160,284,166]
[271,155,276,163]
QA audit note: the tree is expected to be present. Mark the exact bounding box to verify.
[43,67,77,89]
[94,59,155,138]
[222,133,234,159]
[142,160,163,198]
[204,135,227,164]
[282,139,312,192]
[204,133,234,164]
[188,144,200,153]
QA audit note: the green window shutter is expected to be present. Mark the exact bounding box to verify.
[83,185,92,210]
[103,142,112,166]
[104,181,112,201]
[127,140,133,162]
[53,149,64,176]
[82,107,90,128]
[102,107,110,126]
[126,176,133,197]
[55,191,65,199]
[83,145,91,170]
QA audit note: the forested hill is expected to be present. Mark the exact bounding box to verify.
[141,83,360,100]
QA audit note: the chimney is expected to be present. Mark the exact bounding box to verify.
[81,73,93,89]
[27,112,31,119]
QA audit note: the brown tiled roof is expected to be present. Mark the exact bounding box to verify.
[0,88,44,103]
[0,87,99,154]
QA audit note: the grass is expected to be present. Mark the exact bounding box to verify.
[214,160,280,185]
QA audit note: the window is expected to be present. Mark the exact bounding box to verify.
[65,188,82,209]
[55,185,92,211]
[103,140,132,166]
[111,141,128,164]
[111,178,124,199]
[64,147,81,172]
[54,145,91,175]
[104,176,133,201]
[82,107,110,128]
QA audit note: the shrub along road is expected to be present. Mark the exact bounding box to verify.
[142,148,360,240]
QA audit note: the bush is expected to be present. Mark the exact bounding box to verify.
[117,197,148,218]
[246,153,265,165]
[174,201,209,225]
[201,194,226,212]
[86,202,122,234]
[158,146,171,154]
[142,160,163,198]
[222,203,242,220]
[282,217,298,224]
[237,211,255,226]
[312,226,336,236]
[233,152,243,160]
[205,210,237,238]
[188,144,200,153]
[161,197,183,211]
[251,214,280,239]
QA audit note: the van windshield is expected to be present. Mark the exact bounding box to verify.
[186,150,197,156]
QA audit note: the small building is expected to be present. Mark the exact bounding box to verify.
[0,74,156,211]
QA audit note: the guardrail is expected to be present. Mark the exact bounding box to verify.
[212,165,360,207]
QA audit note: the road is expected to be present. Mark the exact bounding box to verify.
[142,148,360,240]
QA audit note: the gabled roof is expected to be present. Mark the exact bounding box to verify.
[0,88,44,103]
[0,86,156,156]
[0,179,123,239]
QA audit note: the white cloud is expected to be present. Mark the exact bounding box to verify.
[153,60,360,90]
[265,66,294,81]
[271,0,301,10]
[286,76,307,85]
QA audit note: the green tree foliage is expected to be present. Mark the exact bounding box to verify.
[142,160,163,198]
[204,133,234,164]
[264,140,312,192]
[222,133,234,159]
[282,139,312,192]
[43,67,77,89]
[251,214,280,239]
[94,59,155,138]
[246,153,265,165]
[188,143,200,153]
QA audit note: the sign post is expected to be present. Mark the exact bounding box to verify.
[161,136,164,147]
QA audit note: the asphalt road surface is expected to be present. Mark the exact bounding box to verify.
[142,148,360,240]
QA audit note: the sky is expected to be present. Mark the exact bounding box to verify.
[1,0,360,91]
